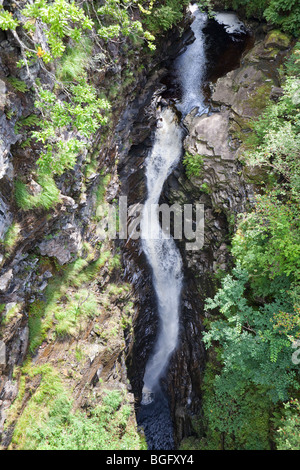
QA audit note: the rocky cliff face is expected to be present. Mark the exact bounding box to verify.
[0,10,191,448]
[0,23,142,444]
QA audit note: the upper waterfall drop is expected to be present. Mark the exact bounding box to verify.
[175,5,207,116]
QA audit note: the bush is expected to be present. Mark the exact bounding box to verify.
[143,0,190,33]
[223,0,300,36]
[183,151,204,178]
[11,374,142,450]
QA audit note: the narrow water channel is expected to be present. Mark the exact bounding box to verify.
[136,5,248,449]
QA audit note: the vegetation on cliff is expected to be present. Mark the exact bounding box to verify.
[0,0,188,211]
[187,30,300,450]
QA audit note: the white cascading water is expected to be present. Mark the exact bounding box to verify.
[141,5,207,405]
[175,5,207,116]
[141,108,183,404]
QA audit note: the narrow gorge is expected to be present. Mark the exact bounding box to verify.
[0,0,299,452]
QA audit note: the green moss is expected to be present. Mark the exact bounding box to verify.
[1,222,21,252]
[95,173,112,207]
[248,82,273,114]
[264,30,291,50]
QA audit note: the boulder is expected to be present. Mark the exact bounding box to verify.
[264,30,291,50]
[38,224,82,265]
[185,110,236,160]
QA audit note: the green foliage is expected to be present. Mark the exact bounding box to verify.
[54,289,99,337]
[201,182,212,194]
[202,57,300,446]
[1,303,22,326]
[15,114,40,133]
[232,195,300,297]
[245,76,300,200]
[223,0,300,36]
[32,83,110,175]
[1,0,190,189]
[94,173,112,206]
[225,0,269,18]
[1,2,110,188]
[142,0,190,33]
[0,7,19,30]
[276,399,300,449]
[16,387,141,450]
[183,151,204,178]
[97,0,156,49]
[204,266,299,403]
[263,0,300,37]
[9,362,142,450]
[285,42,300,77]
[15,173,60,211]
[22,0,93,61]
[9,363,65,449]
[6,77,28,93]
[56,37,92,82]
[201,365,272,449]
[28,252,111,351]
[1,222,21,251]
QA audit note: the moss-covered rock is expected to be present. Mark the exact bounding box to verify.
[264,29,291,50]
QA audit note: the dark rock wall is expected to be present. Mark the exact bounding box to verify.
[119,19,293,446]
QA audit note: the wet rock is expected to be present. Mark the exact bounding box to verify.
[212,65,270,118]
[0,78,6,109]
[27,179,42,197]
[270,85,284,102]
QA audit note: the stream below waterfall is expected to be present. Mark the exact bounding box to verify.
[132,5,249,450]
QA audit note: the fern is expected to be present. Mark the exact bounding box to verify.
[7,76,28,93]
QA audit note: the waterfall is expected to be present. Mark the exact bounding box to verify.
[175,5,207,116]
[141,108,183,404]
[141,5,207,406]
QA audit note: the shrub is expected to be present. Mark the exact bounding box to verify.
[183,152,204,178]
[223,0,300,36]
